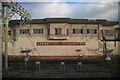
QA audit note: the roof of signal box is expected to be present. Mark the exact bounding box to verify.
[9,18,118,26]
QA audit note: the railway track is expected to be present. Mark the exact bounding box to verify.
[2,57,120,78]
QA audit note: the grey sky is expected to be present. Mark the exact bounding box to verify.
[12,0,120,21]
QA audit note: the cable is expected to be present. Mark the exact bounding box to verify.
[16,2,118,4]
[25,25,41,56]
[17,2,118,5]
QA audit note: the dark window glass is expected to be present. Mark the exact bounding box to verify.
[73,29,75,34]
[87,29,89,34]
[8,30,11,35]
[73,29,83,34]
[33,29,43,34]
[104,30,115,36]
[67,29,69,35]
[20,29,30,34]
[83,29,87,34]
[81,29,83,34]
[13,30,16,36]
[55,28,62,35]
[94,29,97,34]
[47,28,50,36]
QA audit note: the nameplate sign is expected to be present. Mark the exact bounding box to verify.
[36,42,85,46]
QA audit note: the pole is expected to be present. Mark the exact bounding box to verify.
[4,6,9,68]
[0,2,3,79]
[0,1,31,69]
[118,1,120,24]
[118,1,120,55]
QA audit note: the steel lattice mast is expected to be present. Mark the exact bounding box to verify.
[0,0,31,69]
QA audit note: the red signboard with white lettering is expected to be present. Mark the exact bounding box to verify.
[36,42,85,46]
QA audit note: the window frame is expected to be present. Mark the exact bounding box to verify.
[55,28,62,35]
[19,29,30,34]
[33,29,44,34]
[72,29,83,34]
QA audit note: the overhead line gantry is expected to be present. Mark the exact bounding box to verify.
[0,0,31,70]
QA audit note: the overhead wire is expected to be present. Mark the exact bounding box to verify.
[16,2,118,5]
[10,1,119,57]
[25,24,41,56]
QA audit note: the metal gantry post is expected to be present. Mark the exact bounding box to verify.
[4,5,9,68]
[118,1,120,24]
[118,1,120,55]
[0,1,31,69]
[0,2,3,79]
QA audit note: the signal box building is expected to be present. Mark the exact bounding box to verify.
[7,18,119,59]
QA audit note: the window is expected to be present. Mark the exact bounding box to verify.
[73,29,75,34]
[89,29,94,34]
[73,29,82,34]
[33,29,44,34]
[83,29,87,34]
[47,28,50,36]
[73,29,97,34]
[73,29,84,34]
[55,28,62,35]
[104,30,115,36]
[81,29,83,34]
[8,30,11,35]
[20,29,30,34]
[76,29,81,34]
[89,29,97,34]
[13,30,16,36]
[94,29,97,34]
[67,29,69,35]
[87,29,89,34]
